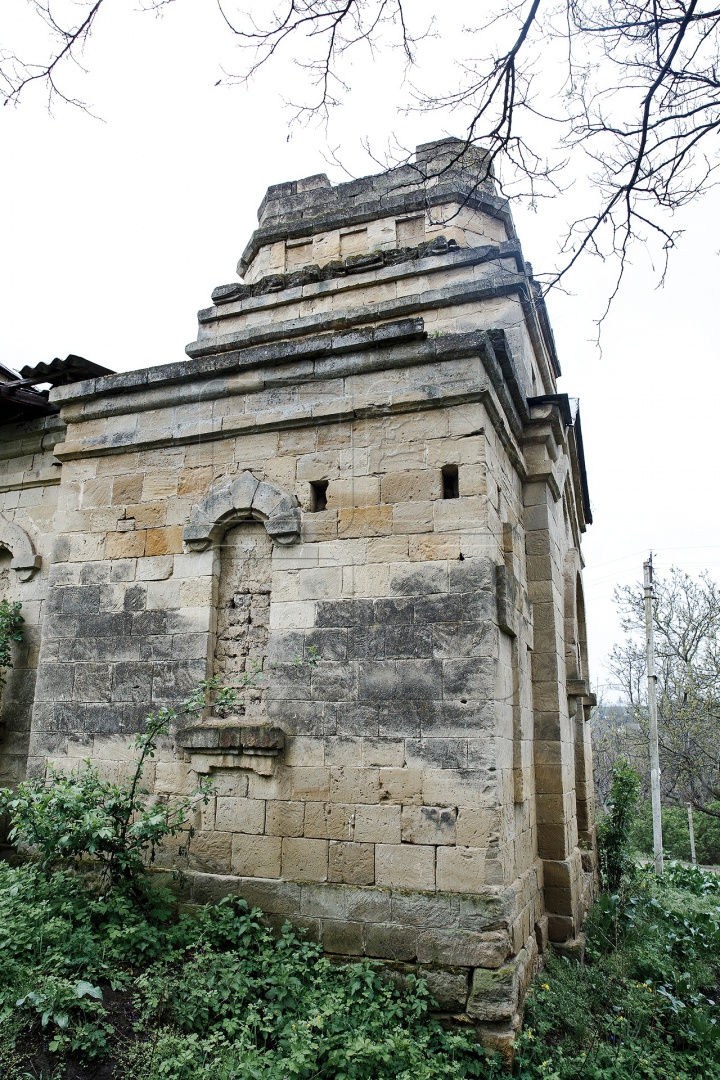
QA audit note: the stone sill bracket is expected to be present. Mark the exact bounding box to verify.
[11,553,42,582]
[566,678,597,712]
[176,719,285,777]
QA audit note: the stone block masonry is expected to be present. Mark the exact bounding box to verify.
[0,137,596,1041]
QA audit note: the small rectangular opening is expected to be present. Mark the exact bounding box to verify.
[310,480,329,512]
[442,465,459,500]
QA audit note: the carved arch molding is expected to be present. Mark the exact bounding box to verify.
[182,471,301,550]
[0,514,41,581]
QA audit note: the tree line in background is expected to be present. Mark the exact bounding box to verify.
[592,565,720,863]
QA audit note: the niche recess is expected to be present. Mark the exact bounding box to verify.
[177,472,298,774]
[214,522,272,723]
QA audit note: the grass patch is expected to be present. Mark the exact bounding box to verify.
[514,863,720,1078]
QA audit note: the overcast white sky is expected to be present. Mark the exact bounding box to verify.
[2,0,719,691]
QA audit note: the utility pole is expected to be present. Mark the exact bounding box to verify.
[644,554,663,874]
[687,803,697,866]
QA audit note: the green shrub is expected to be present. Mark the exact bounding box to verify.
[0,705,214,889]
[0,860,183,1065]
[663,861,720,896]
[0,863,498,1078]
[514,866,720,1078]
[597,758,641,891]
[2,854,720,1078]
[179,666,262,720]
[0,598,23,686]
[125,914,492,1080]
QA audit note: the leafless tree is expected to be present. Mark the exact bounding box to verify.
[590,698,647,809]
[4,0,720,300]
[1,0,106,111]
[609,567,720,819]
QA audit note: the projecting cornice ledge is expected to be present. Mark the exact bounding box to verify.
[185,270,525,361]
[526,395,592,527]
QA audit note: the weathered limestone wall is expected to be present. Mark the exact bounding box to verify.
[0,138,596,1038]
[0,413,64,792]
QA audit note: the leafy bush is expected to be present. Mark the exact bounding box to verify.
[597,758,641,890]
[180,664,262,720]
[3,858,720,1079]
[0,860,183,1066]
[0,597,23,685]
[124,915,491,1080]
[0,705,213,888]
[662,861,720,896]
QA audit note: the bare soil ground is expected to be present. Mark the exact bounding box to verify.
[9,985,139,1080]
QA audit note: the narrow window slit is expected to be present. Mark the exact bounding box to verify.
[442,465,459,500]
[310,480,329,512]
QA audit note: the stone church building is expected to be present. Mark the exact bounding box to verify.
[0,138,595,1040]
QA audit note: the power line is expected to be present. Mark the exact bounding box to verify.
[583,549,648,573]
[584,551,720,588]
[585,561,720,597]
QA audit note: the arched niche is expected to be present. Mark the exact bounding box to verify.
[563,549,586,685]
[182,471,301,551]
[176,475,293,771]
[564,550,594,841]
[0,515,41,582]
[575,574,588,685]
[214,520,272,723]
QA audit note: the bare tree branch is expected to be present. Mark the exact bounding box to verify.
[4,0,720,307]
